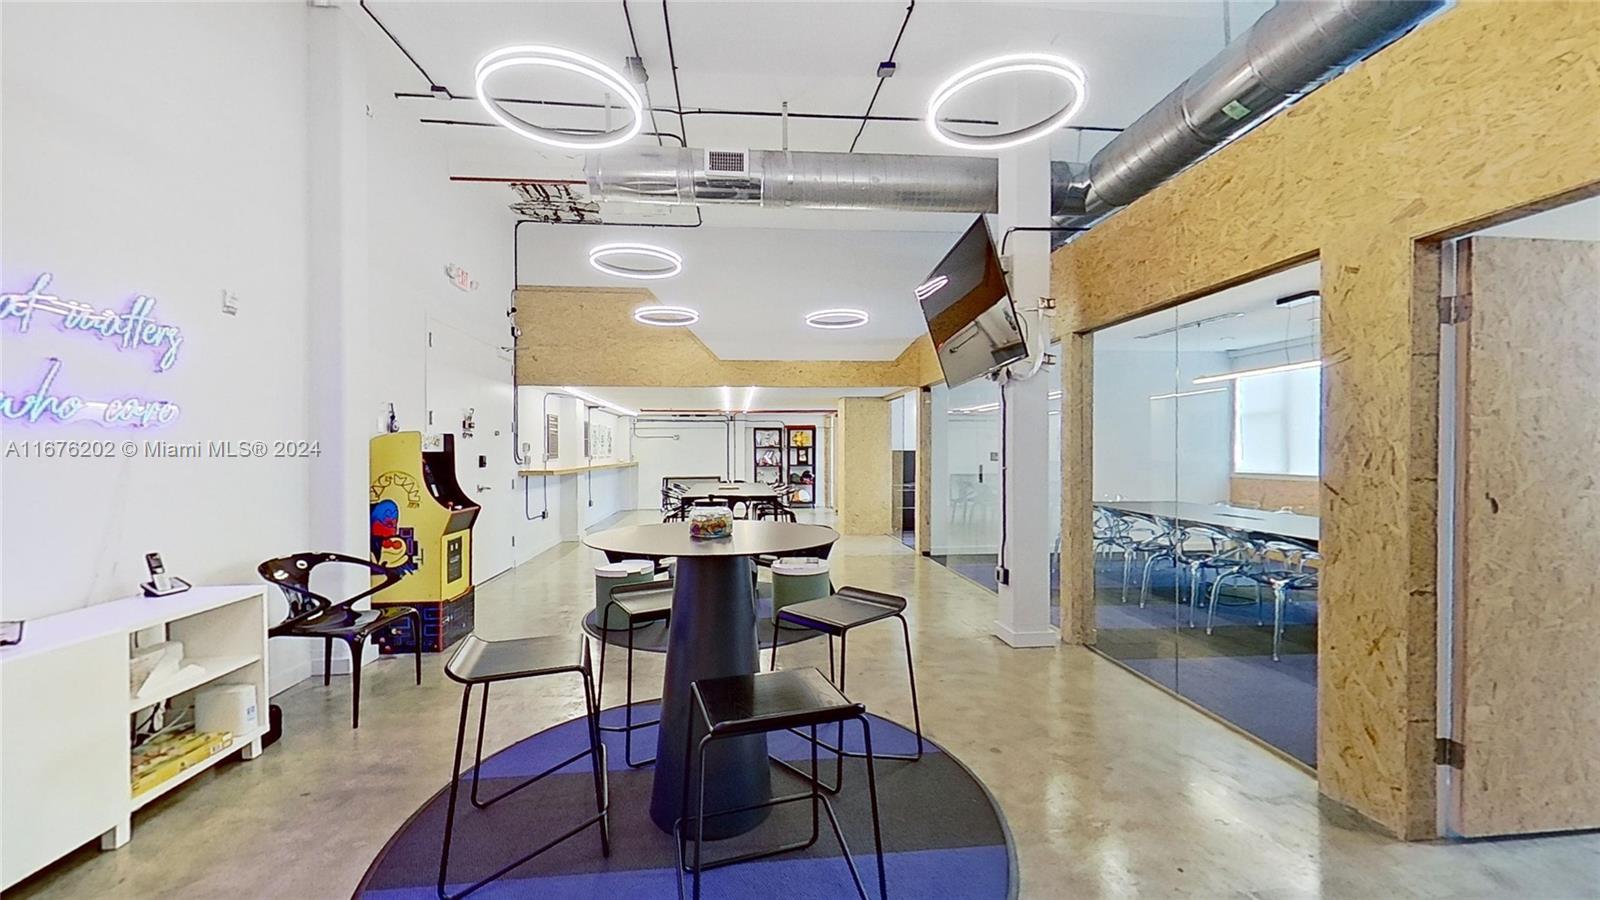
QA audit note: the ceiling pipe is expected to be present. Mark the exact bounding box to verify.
[587,146,997,213]
[1053,0,1446,221]
[580,1,1441,223]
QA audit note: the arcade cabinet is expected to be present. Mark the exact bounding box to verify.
[368,431,480,652]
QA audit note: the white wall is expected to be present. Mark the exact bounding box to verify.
[0,2,315,692]
[632,417,733,510]
[515,387,637,544]
[363,19,523,586]
[1092,348,1233,503]
[620,410,836,512]
[0,3,522,694]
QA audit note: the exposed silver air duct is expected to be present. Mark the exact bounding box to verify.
[586,146,998,213]
[581,1,1441,225]
[1054,0,1444,219]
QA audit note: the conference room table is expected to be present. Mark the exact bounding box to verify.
[583,520,839,838]
[1099,500,1320,545]
[677,482,782,504]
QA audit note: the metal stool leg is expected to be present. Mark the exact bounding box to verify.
[776,614,925,796]
[437,684,473,900]
[469,683,492,808]
[858,715,888,900]
[769,617,782,672]
[897,613,925,760]
[678,713,871,899]
[596,599,660,768]
[580,660,612,855]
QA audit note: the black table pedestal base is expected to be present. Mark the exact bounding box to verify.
[649,554,772,838]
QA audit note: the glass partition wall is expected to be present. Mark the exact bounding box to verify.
[1090,262,1322,766]
[928,378,1003,591]
[890,393,917,548]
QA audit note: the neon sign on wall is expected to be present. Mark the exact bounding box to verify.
[0,273,184,428]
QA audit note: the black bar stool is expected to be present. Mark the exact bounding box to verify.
[768,586,923,792]
[437,634,610,900]
[596,579,675,767]
[674,667,887,900]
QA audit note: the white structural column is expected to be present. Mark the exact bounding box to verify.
[992,98,1061,648]
[306,3,372,673]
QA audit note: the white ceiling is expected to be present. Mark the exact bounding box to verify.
[361,0,1276,360]
[573,385,897,413]
[516,219,960,358]
[366,1,1272,171]
[1095,261,1321,353]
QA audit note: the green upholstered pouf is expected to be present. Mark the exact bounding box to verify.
[594,559,655,630]
[770,557,831,623]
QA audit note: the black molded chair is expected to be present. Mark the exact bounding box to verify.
[596,579,675,766]
[675,667,887,900]
[768,586,923,792]
[257,552,420,729]
[438,634,610,900]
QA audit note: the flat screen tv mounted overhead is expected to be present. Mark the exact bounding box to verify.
[916,216,1027,389]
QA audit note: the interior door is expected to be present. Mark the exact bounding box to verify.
[425,323,515,584]
[1449,235,1600,836]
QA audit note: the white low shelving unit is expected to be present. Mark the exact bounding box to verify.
[0,585,270,890]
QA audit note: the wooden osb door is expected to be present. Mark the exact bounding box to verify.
[1449,236,1600,837]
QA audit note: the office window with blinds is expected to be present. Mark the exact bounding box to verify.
[1233,367,1321,476]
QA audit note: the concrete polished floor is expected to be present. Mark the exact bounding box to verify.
[12,511,1599,898]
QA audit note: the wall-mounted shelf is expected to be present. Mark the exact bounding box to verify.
[785,425,817,508]
[753,427,785,486]
[518,460,638,477]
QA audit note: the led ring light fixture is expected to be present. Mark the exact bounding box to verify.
[926,53,1088,150]
[804,308,870,329]
[633,305,700,326]
[474,46,643,150]
[588,242,683,280]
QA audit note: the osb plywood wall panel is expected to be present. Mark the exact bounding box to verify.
[915,388,933,554]
[1230,476,1320,514]
[515,286,941,388]
[1051,0,1600,839]
[1455,237,1600,836]
[836,397,893,535]
[1059,332,1095,646]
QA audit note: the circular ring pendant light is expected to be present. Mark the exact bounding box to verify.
[588,242,683,280]
[474,46,643,150]
[804,308,870,330]
[925,53,1087,151]
[633,305,700,327]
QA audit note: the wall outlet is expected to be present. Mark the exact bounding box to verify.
[220,290,240,316]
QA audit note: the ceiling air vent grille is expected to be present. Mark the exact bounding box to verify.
[704,149,749,177]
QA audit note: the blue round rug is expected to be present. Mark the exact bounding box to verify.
[355,703,1016,899]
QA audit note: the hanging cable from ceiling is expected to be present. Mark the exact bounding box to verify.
[621,0,667,147]
[661,0,689,146]
[848,1,916,153]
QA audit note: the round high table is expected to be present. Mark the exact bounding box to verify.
[584,521,838,838]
